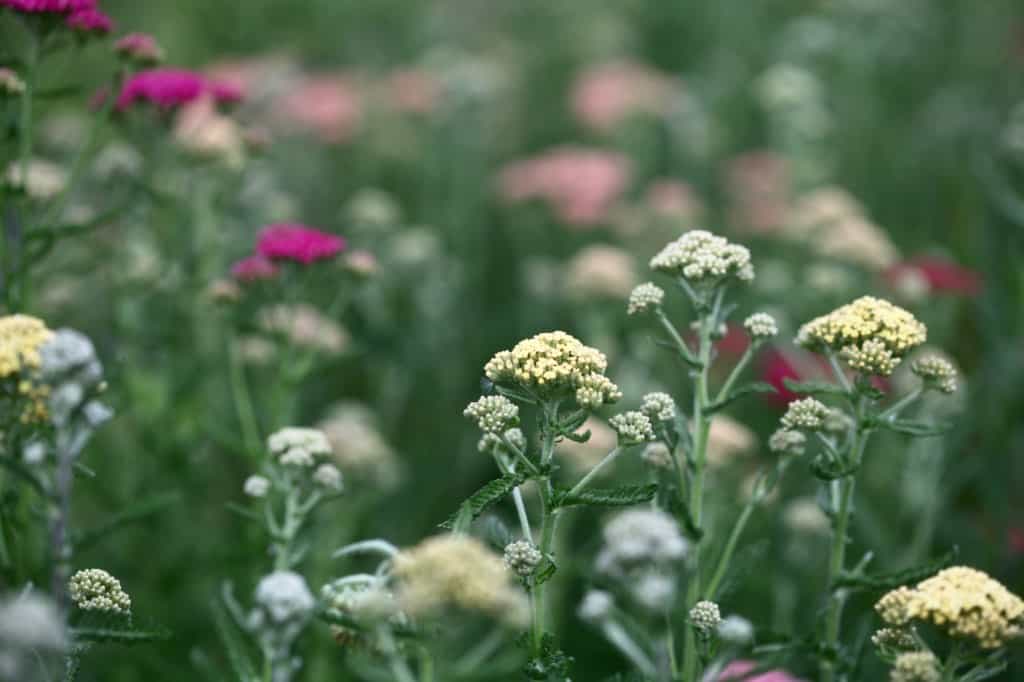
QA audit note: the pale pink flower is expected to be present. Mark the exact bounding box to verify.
[385,68,441,114]
[231,254,279,282]
[645,179,703,220]
[570,60,672,132]
[256,224,345,264]
[724,151,791,233]
[114,33,164,64]
[719,660,804,682]
[498,146,631,227]
[275,75,362,143]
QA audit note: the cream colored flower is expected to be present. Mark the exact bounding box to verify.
[257,303,350,355]
[565,245,638,301]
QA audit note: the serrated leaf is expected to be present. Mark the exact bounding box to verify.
[562,428,590,443]
[71,626,171,644]
[882,419,952,438]
[440,473,525,530]
[833,547,958,592]
[212,601,257,682]
[707,381,777,413]
[782,379,847,396]
[558,484,657,508]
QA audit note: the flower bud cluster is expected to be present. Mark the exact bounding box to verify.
[464,395,519,433]
[627,282,664,315]
[640,392,676,424]
[744,312,779,341]
[890,651,941,682]
[68,569,131,614]
[689,600,721,634]
[649,230,754,284]
[609,411,656,445]
[768,428,807,456]
[780,397,831,431]
[911,356,957,394]
[503,541,542,577]
[268,427,332,467]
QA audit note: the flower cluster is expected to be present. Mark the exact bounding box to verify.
[68,568,131,614]
[609,411,656,445]
[0,0,112,35]
[595,509,688,577]
[0,315,54,423]
[689,600,721,634]
[484,331,621,407]
[463,395,519,433]
[116,68,240,111]
[911,356,957,394]
[114,33,164,65]
[627,282,664,315]
[256,223,346,265]
[255,571,316,623]
[780,397,831,431]
[871,627,917,652]
[503,540,542,577]
[0,68,25,95]
[391,534,528,626]
[797,296,926,376]
[768,427,807,456]
[744,312,779,341]
[875,566,1024,649]
[267,427,332,467]
[640,392,675,425]
[649,230,754,285]
[890,651,940,682]
[317,402,401,488]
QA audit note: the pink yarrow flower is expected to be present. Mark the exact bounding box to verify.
[0,0,94,13]
[231,254,279,282]
[275,75,362,143]
[256,224,345,265]
[719,660,804,682]
[116,68,243,111]
[66,7,112,33]
[570,60,671,132]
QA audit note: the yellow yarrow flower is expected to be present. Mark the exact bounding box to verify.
[0,315,54,423]
[876,566,1024,649]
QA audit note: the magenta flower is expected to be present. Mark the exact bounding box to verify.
[116,68,244,111]
[256,224,345,265]
[231,254,279,282]
[0,0,94,13]
[719,660,804,682]
[114,33,164,64]
[66,7,111,33]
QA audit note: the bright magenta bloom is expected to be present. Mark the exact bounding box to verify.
[256,224,345,265]
[116,69,243,111]
[66,7,111,33]
[0,0,93,12]
[231,255,279,282]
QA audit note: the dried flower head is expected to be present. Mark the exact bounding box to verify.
[243,475,270,498]
[876,566,1024,648]
[484,331,621,407]
[768,428,807,456]
[392,535,528,626]
[744,312,779,341]
[780,397,831,431]
[911,356,957,394]
[627,282,665,316]
[649,230,754,285]
[68,569,131,614]
[640,392,676,425]
[255,571,315,623]
[609,411,656,445]
[797,296,926,376]
[256,223,345,264]
[463,395,519,434]
[890,651,940,682]
[503,540,542,577]
[268,427,331,467]
[689,600,721,634]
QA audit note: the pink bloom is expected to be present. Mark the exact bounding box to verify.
[720,660,804,682]
[724,151,792,233]
[0,0,93,13]
[231,254,279,282]
[275,75,362,143]
[66,7,111,33]
[497,146,631,227]
[385,68,441,114]
[646,179,703,220]
[114,33,164,63]
[116,69,243,111]
[758,347,831,407]
[256,224,345,265]
[208,79,244,104]
[570,60,671,132]
[884,256,982,298]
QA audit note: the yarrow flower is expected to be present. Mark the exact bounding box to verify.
[718,615,755,644]
[391,534,528,626]
[768,428,807,456]
[640,392,676,424]
[255,571,315,623]
[797,296,926,376]
[231,254,279,282]
[65,6,112,34]
[596,509,688,577]
[68,569,131,614]
[641,442,673,469]
[463,395,519,434]
[871,627,917,652]
[484,331,621,408]
[578,590,614,623]
[780,397,831,431]
[911,356,957,394]
[256,223,346,265]
[876,566,1024,649]
[0,315,54,423]
[627,282,665,315]
[503,540,542,577]
[312,463,343,491]
[689,600,721,635]
[114,33,164,65]
[268,427,332,467]
[609,410,656,445]
[0,68,25,95]
[649,230,754,285]
[0,0,92,13]
[890,651,940,682]
[243,475,270,498]
[116,68,241,111]
[744,312,779,341]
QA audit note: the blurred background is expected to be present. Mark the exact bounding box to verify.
[5,0,1024,679]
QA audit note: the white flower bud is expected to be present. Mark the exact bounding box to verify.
[640,392,676,424]
[609,411,656,445]
[313,463,343,491]
[503,541,542,577]
[255,571,315,623]
[463,395,519,433]
[627,282,665,315]
[689,600,721,634]
[780,397,831,431]
[68,569,131,614]
[744,312,779,341]
[578,590,614,623]
[243,475,270,498]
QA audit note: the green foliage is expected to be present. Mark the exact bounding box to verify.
[440,473,527,530]
[555,484,658,509]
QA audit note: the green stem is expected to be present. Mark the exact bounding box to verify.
[714,344,755,405]
[821,474,856,682]
[566,447,622,498]
[704,502,754,601]
[228,335,262,458]
[530,416,558,658]
[656,310,699,366]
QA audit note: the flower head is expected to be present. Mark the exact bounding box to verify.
[890,651,940,682]
[609,410,656,445]
[256,223,345,264]
[268,427,331,468]
[780,397,831,431]
[768,428,807,456]
[689,600,721,634]
[570,60,670,132]
[243,475,270,498]
[650,230,754,285]
[503,540,542,577]
[744,312,779,341]
[911,355,957,394]
[255,571,315,623]
[578,590,614,623]
[392,534,528,626]
[65,7,112,34]
[0,0,92,13]
[0,68,25,95]
[640,392,676,425]
[463,395,519,434]
[627,282,665,316]
[797,296,926,376]
[876,566,1024,649]
[313,463,343,491]
[114,33,164,64]
[68,569,131,614]
[871,627,917,652]
[596,509,688,577]
[231,254,279,282]
[116,68,240,111]
[484,331,621,407]
[718,615,755,644]
[317,402,401,488]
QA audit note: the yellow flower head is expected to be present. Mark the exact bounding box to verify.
[392,534,528,626]
[484,331,622,407]
[796,296,926,376]
[0,315,54,423]
[876,566,1024,649]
